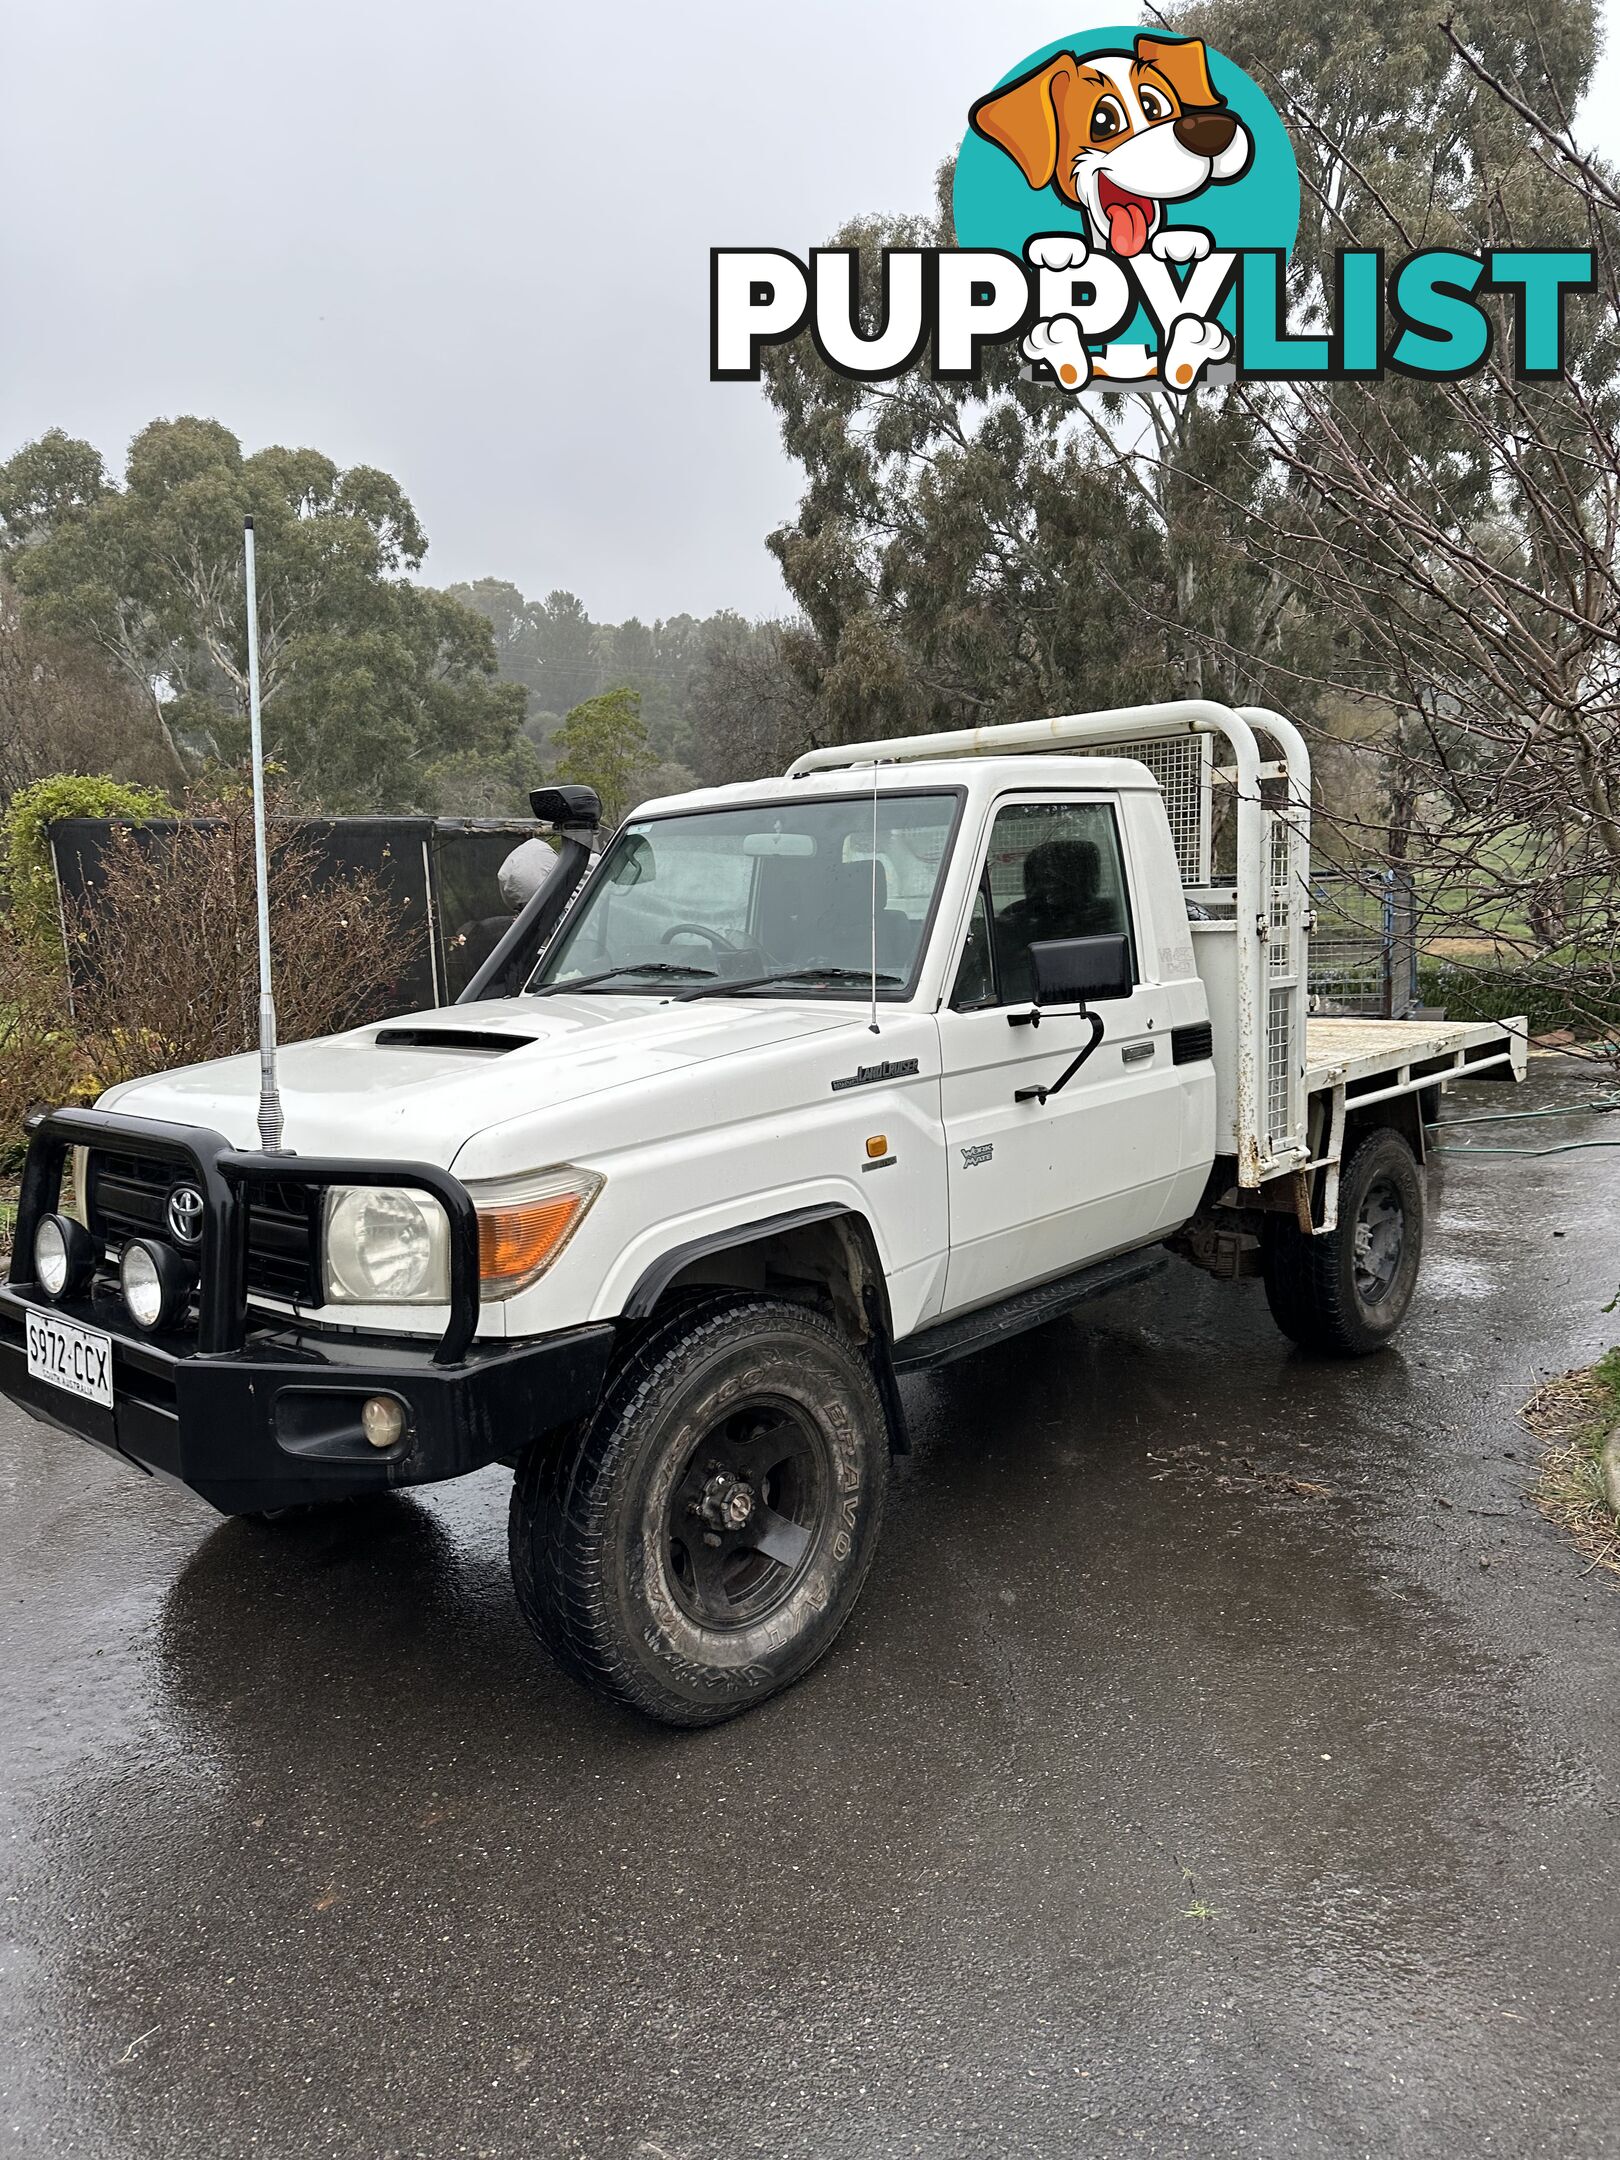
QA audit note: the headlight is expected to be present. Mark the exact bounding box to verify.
[470,1166,603,1299]
[322,1186,451,1306]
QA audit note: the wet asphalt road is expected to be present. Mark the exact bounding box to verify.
[3,1058,1619,2160]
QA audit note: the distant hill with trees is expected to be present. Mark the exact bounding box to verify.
[442,579,815,788]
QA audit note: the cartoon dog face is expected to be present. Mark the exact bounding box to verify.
[969,34,1251,258]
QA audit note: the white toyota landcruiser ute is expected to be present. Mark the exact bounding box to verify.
[2,702,1524,1724]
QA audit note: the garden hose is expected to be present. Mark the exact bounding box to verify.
[1426,1095,1620,1156]
[1430,1097,1620,1128]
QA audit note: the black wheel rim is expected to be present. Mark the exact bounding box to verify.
[666,1400,831,1628]
[1352,1175,1405,1303]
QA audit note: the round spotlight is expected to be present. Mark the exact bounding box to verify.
[119,1238,192,1332]
[34,1212,95,1301]
[361,1395,407,1450]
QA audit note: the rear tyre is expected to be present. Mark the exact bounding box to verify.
[1261,1127,1425,1356]
[510,1296,888,1726]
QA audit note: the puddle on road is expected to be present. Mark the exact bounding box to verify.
[1418,1253,1496,1300]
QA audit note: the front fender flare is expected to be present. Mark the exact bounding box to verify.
[620,1203,910,1453]
[623,1202,854,1318]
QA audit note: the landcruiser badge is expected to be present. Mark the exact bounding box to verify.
[166,1184,205,1245]
[830,1058,920,1093]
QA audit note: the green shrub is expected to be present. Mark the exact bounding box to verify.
[0,789,418,1167]
[1,774,174,945]
[1417,961,1620,1042]
[0,914,96,1170]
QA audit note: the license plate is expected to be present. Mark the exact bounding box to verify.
[25,1309,114,1409]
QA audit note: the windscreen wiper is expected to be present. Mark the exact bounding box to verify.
[673,966,903,1003]
[532,961,717,997]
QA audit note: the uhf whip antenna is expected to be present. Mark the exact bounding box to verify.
[242,517,288,1153]
[867,757,881,1036]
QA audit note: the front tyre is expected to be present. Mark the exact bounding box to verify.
[510,1297,888,1726]
[1261,1126,1425,1356]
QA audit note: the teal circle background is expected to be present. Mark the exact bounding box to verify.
[952,28,1299,266]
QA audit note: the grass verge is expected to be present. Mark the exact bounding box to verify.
[1522,1351,1620,1580]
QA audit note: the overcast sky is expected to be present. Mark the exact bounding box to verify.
[3,1,1615,626]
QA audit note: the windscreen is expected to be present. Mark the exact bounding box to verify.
[529,792,959,998]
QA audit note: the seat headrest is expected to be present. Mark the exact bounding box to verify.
[849,855,889,911]
[1023,838,1100,906]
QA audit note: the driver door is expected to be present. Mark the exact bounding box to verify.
[936,793,1183,1315]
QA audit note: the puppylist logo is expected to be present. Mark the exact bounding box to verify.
[712,28,1594,393]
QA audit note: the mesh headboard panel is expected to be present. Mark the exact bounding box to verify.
[1071,734,1212,884]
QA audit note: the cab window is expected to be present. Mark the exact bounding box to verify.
[951,800,1134,1008]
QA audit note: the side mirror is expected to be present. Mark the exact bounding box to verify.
[1012,932,1132,1107]
[1027,932,1133,1008]
[530,784,602,831]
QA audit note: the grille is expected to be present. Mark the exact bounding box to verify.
[1171,1021,1214,1065]
[86,1150,319,1306]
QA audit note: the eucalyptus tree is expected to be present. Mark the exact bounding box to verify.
[0,419,527,812]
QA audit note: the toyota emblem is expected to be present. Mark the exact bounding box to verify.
[166,1184,206,1246]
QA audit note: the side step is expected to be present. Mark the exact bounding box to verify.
[892,1249,1166,1376]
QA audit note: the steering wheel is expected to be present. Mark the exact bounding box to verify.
[660,922,742,952]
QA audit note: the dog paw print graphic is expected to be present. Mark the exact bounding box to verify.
[956,29,1292,395]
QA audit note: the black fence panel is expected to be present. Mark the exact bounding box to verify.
[428,822,545,1001]
[47,814,544,1015]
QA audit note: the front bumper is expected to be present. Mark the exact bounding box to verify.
[2,1104,615,1515]
[0,1279,615,1515]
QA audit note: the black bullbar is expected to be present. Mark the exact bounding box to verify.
[10,1105,482,1362]
[0,1106,615,1515]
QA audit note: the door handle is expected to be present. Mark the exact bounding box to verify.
[1121,1041,1154,1064]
